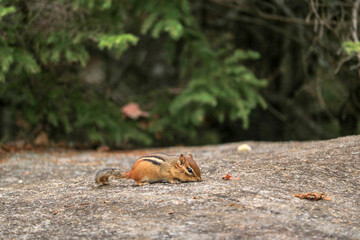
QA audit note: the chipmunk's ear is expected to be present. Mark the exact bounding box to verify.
[187,153,193,160]
[179,154,187,165]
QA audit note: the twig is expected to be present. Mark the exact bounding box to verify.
[352,0,360,43]
[352,0,360,62]
[334,55,353,74]
[315,77,337,124]
[210,0,316,26]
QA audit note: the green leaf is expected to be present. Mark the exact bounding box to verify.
[163,19,183,40]
[0,46,14,72]
[48,112,59,127]
[141,13,159,35]
[51,50,61,63]
[0,72,5,82]
[89,129,104,143]
[101,0,112,9]
[14,51,40,74]
[0,5,15,21]
[191,108,205,125]
[151,21,165,39]
[181,0,190,13]
[170,91,217,114]
[98,34,139,49]
[61,115,73,134]
[342,41,360,55]
[150,19,184,40]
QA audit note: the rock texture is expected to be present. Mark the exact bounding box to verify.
[1,135,359,239]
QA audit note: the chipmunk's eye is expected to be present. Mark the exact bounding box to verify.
[187,167,193,174]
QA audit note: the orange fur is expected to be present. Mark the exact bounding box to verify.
[95,153,202,186]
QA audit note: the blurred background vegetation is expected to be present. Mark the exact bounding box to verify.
[0,0,359,149]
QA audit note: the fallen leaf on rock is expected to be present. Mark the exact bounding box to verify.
[2,140,29,152]
[192,196,198,199]
[52,211,58,215]
[16,115,31,130]
[222,174,231,180]
[34,132,50,147]
[168,209,174,214]
[54,141,68,148]
[293,192,331,201]
[230,203,244,209]
[97,145,110,152]
[222,174,240,180]
[1,144,10,152]
[145,202,150,206]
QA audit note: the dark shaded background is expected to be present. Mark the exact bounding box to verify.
[0,0,359,148]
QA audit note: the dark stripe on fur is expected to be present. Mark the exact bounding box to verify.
[141,155,165,161]
[141,158,162,165]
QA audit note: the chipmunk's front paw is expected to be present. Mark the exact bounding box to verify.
[137,181,149,186]
[169,179,181,184]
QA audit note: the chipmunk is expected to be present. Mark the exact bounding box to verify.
[94,153,201,186]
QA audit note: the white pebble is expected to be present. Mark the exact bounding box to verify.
[237,144,252,152]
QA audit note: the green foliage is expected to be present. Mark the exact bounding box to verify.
[0,0,266,147]
[36,31,90,67]
[0,4,15,21]
[1,75,151,145]
[138,0,191,40]
[342,41,360,55]
[170,49,267,129]
[0,2,37,81]
[97,34,139,58]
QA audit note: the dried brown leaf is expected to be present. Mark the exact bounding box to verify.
[34,132,50,147]
[97,145,110,152]
[222,174,240,180]
[293,192,331,201]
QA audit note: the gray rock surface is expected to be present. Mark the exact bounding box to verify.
[1,135,359,239]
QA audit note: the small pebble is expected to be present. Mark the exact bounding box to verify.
[237,144,252,152]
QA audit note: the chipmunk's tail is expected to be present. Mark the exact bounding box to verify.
[94,168,130,186]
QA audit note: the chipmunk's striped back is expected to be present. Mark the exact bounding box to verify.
[137,153,167,166]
